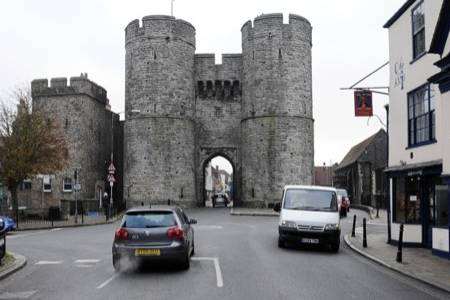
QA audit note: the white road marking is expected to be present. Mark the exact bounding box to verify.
[0,291,37,299]
[193,225,223,230]
[74,259,100,264]
[96,274,119,289]
[35,260,63,265]
[192,257,223,287]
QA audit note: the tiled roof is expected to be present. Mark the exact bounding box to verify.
[336,129,386,170]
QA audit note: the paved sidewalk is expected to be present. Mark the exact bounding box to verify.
[345,231,450,293]
[230,208,279,217]
[0,252,27,281]
[15,214,123,231]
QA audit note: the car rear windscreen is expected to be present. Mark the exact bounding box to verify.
[122,211,177,228]
[283,189,338,212]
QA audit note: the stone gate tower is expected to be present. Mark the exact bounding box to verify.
[124,16,197,206]
[241,14,314,206]
[124,13,314,208]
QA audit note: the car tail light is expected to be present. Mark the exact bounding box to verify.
[115,228,129,240]
[167,226,184,240]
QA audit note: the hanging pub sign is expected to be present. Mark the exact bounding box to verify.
[354,90,373,117]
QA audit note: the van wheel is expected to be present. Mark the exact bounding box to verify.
[330,241,340,253]
[278,237,285,248]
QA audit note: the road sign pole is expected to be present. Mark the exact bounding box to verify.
[109,182,113,219]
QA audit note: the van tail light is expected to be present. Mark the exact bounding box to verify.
[167,227,185,240]
[115,228,129,240]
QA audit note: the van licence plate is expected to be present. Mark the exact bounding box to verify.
[301,238,319,244]
[135,249,160,256]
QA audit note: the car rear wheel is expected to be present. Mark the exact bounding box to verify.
[112,255,121,272]
[180,252,190,270]
[278,237,285,248]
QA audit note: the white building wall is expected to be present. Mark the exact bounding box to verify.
[388,0,444,169]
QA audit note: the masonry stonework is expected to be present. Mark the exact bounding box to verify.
[23,75,123,216]
[125,13,314,208]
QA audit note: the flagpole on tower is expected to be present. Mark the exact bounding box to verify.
[171,0,175,16]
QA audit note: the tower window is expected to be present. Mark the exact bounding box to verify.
[278,49,282,59]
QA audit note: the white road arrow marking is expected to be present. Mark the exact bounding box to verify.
[192,257,223,287]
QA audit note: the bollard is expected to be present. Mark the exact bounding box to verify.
[352,215,356,237]
[396,223,404,263]
[363,218,367,248]
[376,198,380,218]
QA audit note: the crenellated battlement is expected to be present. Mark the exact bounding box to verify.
[125,15,195,47]
[241,13,311,43]
[31,74,109,105]
[194,53,242,101]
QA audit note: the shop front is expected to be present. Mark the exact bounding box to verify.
[387,161,449,259]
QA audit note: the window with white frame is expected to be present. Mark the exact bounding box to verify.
[19,179,32,191]
[407,84,435,147]
[411,1,425,60]
[63,177,73,192]
[43,175,52,192]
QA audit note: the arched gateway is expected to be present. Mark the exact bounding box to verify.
[124,14,314,208]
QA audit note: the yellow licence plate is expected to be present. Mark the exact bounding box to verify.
[135,249,161,256]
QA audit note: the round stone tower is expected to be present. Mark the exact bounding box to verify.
[241,13,314,207]
[124,15,196,207]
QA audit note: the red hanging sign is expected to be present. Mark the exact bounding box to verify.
[354,90,373,117]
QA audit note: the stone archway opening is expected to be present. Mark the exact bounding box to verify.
[203,155,235,208]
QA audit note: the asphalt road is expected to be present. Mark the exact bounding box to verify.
[0,209,449,300]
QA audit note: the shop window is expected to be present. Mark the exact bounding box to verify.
[435,185,449,227]
[407,84,435,147]
[393,176,421,224]
[63,177,73,192]
[43,175,52,193]
[411,2,425,60]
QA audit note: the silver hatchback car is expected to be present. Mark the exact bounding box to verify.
[112,206,196,271]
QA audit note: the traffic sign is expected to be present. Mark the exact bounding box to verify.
[108,163,116,174]
[107,174,116,183]
[74,183,81,191]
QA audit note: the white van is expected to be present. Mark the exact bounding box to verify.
[274,185,340,252]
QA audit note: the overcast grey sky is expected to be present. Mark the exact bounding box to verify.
[0,0,405,167]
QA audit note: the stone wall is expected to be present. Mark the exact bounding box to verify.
[240,14,314,207]
[124,16,197,208]
[18,75,123,216]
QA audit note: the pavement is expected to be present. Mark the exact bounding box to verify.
[0,252,27,281]
[345,210,450,293]
[230,208,279,216]
[15,214,123,231]
[0,208,449,299]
